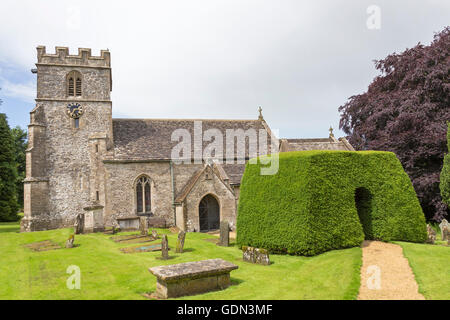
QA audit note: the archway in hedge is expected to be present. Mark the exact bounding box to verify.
[355,187,374,240]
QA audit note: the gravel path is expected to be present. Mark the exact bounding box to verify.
[358,240,425,300]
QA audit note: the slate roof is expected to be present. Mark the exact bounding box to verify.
[280,137,354,152]
[111,118,272,161]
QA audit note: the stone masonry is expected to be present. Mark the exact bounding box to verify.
[22,46,354,233]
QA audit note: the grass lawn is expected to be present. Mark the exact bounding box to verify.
[0,220,361,300]
[396,229,450,300]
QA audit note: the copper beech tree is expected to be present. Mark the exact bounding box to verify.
[339,27,450,222]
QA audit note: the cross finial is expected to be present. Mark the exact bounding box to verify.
[258,106,263,120]
[329,126,334,138]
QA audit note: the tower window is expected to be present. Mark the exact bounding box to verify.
[68,78,74,96]
[74,118,80,128]
[67,71,82,97]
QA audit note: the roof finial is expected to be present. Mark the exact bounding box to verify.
[258,106,264,121]
[329,126,334,138]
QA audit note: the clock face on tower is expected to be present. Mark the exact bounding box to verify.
[67,103,84,119]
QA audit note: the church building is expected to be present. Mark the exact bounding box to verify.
[21,46,354,232]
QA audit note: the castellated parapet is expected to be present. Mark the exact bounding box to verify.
[36,46,111,68]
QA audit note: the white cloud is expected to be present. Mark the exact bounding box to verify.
[0,77,35,103]
[0,0,448,137]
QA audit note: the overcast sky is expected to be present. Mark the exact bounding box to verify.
[0,0,448,138]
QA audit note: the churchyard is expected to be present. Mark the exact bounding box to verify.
[0,218,449,300]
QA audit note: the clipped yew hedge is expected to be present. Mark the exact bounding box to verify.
[236,151,427,256]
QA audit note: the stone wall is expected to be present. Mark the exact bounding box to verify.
[183,169,236,232]
[103,161,174,226]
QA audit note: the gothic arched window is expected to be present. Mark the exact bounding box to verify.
[136,176,151,213]
[67,71,82,97]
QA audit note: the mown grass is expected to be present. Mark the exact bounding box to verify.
[0,220,361,300]
[395,228,450,300]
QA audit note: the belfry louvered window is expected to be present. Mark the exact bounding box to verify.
[67,71,82,97]
[136,176,151,213]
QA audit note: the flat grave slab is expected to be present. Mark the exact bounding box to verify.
[120,243,164,254]
[149,258,238,298]
[25,240,61,252]
[110,234,157,244]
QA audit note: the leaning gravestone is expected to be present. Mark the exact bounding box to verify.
[74,213,84,234]
[176,230,186,253]
[426,224,436,244]
[66,235,75,248]
[242,246,270,265]
[439,219,449,240]
[152,229,159,239]
[161,234,169,260]
[217,221,229,247]
[139,217,148,235]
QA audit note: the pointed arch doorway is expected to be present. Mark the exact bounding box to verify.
[199,194,220,232]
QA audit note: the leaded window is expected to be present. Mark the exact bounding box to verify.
[136,176,151,213]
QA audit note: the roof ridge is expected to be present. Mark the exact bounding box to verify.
[112,118,261,122]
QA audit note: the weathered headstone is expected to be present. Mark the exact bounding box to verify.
[152,229,159,239]
[66,235,75,248]
[242,246,270,265]
[139,217,148,235]
[74,213,84,234]
[161,234,169,260]
[217,221,229,247]
[439,219,449,240]
[443,226,450,241]
[176,230,186,253]
[426,224,436,244]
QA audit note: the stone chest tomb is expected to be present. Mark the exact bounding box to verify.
[149,259,238,298]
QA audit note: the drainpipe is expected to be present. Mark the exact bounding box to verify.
[170,160,176,226]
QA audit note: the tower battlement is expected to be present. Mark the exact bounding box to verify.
[36,46,110,68]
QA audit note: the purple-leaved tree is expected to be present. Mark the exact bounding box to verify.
[339,27,450,222]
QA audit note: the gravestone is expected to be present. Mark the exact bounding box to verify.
[112,220,121,234]
[439,219,449,240]
[83,203,104,233]
[426,224,436,244]
[74,213,84,234]
[176,231,186,253]
[66,235,75,248]
[242,246,270,265]
[217,221,229,247]
[139,217,148,235]
[161,234,169,260]
[152,229,159,239]
[443,227,450,241]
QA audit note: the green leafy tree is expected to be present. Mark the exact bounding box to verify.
[11,126,27,211]
[440,122,450,208]
[0,112,19,221]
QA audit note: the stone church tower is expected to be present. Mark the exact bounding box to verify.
[21,47,113,231]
